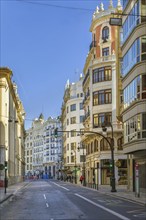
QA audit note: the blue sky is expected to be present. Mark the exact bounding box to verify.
[0,0,119,129]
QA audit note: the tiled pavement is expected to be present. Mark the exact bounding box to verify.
[0,180,145,205]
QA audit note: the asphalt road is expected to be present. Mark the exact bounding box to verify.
[0,180,146,220]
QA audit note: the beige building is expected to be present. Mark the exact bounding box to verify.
[0,67,25,186]
[121,0,146,193]
[61,76,85,183]
[81,1,127,186]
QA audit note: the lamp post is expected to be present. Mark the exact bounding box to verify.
[54,128,116,192]
[4,161,8,194]
[71,146,80,184]
[102,122,116,192]
[71,150,77,184]
[81,143,86,186]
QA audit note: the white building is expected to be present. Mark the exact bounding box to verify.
[24,114,62,179]
[61,75,85,183]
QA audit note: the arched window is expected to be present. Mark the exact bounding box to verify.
[91,142,93,153]
[117,137,123,150]
[94,139,98,152]
[100,137,113,151]
[102,26,109,42]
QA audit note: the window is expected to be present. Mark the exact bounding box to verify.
[67,144,69,150]
[141,0,146,22]
[93,89,112,105]
[71,155,75,163]
[123,1,140,42]
[71,142,76,150]
[80,102,83,110]
[70,117,76,124]
[71,130,76,137]
[93,66,112,83]
[100,138,112,151]
[141,36,146,61]
[142,75,146,99]
[117,137,123,150]
[122,37,142,76]
[70,104,76,111]
[102,26,109,42]
[80,116,84,123]
[123,74,146,109]
[102,47,109,56]
[93,112,112,128]
[123,0,128,10]
[124,113,146,143]
[94,139,98,152]
[80,155,85,162]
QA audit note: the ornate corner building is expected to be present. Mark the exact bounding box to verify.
[0,67,25,186]
[81,1,128,186]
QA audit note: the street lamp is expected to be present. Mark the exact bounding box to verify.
[102,122,116,192]
[79,142,86,186]
[54,128,116,192]
[71,146,80,184]
[4,161,8,194]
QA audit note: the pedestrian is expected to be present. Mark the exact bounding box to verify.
[80,175,84,184]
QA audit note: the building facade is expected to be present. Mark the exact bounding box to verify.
[25,115,62,179]
[0,67,25,186]
[81,1,127,186]
[121,0,146,193]
[61,76,85,183]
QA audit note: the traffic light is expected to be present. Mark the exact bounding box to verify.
[109,160,113,170]
[54,128,58,137]
[4,161,8,170]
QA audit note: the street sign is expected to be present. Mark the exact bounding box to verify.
[109,18,122,26]
[115,160,121,167]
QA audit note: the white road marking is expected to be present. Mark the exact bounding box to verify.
[46,203,49,207]
[75,193,130,220]
[52,182,70,191]
[44,194,46,200]
[133,212,146,218]
[127,209,144,213]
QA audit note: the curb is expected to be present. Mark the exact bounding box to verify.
[59,180,146,206]
[0,181,31,204]
[0,194,13,204]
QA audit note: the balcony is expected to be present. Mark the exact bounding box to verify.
[83,91,90,105]
[83,111,90,122]
[92,54,116,65]
[83,70,89,86]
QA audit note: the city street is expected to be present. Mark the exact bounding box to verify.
[0,180,146,220]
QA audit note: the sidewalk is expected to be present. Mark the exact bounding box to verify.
[0,180,146,206]
[95,185,146,206]
[0,180,30,204]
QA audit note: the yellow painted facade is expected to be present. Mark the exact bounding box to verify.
[0,67,25,186]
